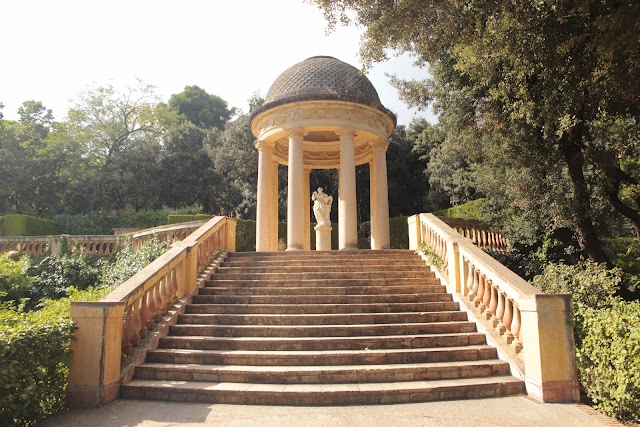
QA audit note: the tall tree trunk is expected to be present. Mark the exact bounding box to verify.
[561,144,611,264]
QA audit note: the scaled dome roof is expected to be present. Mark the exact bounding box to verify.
[250,56,396,124]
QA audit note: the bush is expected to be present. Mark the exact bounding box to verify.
[0,287,110,426]
[0,254,31,304]
[433,199,486,220]
[235,219,256,252]
[101,237,168,288]
[578,301,640,422]
[23,256,104,309]
[194,214,214,221]
[533,261,640,422]
[167,214,195,225]
[0,215,57,236]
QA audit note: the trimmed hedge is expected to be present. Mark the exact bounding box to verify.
[0,215,57,237]
[434,199,486,220]
[167,214,196,225]
[194,214,214,221]
[356,216,409,250]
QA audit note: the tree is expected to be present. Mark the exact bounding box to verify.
[169,85,233,130]
[313,0,640,263]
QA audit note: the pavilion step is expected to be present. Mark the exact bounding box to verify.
[189,293,453,305]
[169,321,477,338]
[133,359,511,383]
[178,311,470,325]
[204,278,440,288]
[185,302,461,314]
[145,345,499,366]
[158,333,487,351]
[202,284,446,296]
[120,376,525,405]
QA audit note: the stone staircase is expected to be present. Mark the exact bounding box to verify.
[121,250,525,405]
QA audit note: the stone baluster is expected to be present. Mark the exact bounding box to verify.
[470,266,480,303]
[495,290,506,333]
[482,275,492,313]
[475,272,485,309]
[122,305,137,353]
[511,303,523,353]
[131,298,143,345]
[503,297,514,341]
[465,260,475,299]
[138,291,153,336]
[152,282,163,322]
[169,269,179,304]
[487,280,498,322]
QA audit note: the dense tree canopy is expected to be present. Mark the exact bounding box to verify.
[313,0,640,262]
[169,85,234,130]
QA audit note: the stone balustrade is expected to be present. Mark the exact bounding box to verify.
[130,220,207,250]
[408,213,579,403]
[439,216,509,252]
[66,216,237,408]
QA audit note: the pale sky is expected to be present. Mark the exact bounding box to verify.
[0,0,435,125]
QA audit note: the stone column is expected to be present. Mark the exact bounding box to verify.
[370,139,390,249]
[255,140,274,252]
[303,167,311,250]
[337,128,358,250]
[271,161,279,251]
[287,129,305,250]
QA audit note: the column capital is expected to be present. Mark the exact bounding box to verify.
[285,127,306,139]
[369,138,389,150]
[255,139,276,150]
[335,127,357,138]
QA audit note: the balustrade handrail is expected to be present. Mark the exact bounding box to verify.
[67,216,237,407]
[408,213,579,403]
[131,220,207,240]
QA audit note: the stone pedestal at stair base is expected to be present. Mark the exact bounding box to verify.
[315,225,332,251]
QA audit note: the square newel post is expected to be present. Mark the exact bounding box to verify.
[519,294,580,402]
[225,218,237,253]
[67,301,125,408]
[407,215,421,250]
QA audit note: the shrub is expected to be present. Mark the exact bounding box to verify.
[23,255,104,309]
[0,215,57,236]
[433,199,486,220]
[578,301,640,422]
[0,287,110,426]
[101,237,168,288]
[235,219,256,252]
[167,214,195,225]
[194,214,214,221]
[0,253,31,304]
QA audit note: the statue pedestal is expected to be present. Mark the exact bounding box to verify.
[314,225,332,251]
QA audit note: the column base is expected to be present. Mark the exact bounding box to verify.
[314,225,332,251]
[286,246,304,251]
[339,246,359,251]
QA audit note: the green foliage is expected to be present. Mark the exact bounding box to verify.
[100,237,168,288]
[0,215,57,236]
[578,301,640,423]
[194,214,213,221]
[167,214,196,225]
[434,199,486,221]
[417,242,444,269]
[357,217,409,249]
[0,286,109,426]
[23,255,104,309]
[168,85,233,130]
[0,254,31,304]
[235,219,256,252]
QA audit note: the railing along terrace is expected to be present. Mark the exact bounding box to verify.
[438,216,509,253]
[66,216,237,408]
[0,235,120,257]
[408,214,579,403]
[130,220,207,250]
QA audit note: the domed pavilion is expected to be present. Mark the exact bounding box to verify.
[250,56,396,251]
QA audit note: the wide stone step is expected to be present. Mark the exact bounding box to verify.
[222,258,425,267]
[226,250,414,259]
[158,333,487,351]
[216,265,429,274]
[134,359,511,383]
[203,284,446,296]
[191,293,452,305]
[185,301,461,314]
[178,311,470,325]
[120,376,525,405]
[209,271,433,280]
[205,278,440,288]
[170,321,477,338]
[145,345,499,366]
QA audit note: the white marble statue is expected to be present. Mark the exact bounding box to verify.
[312,187,333,227]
